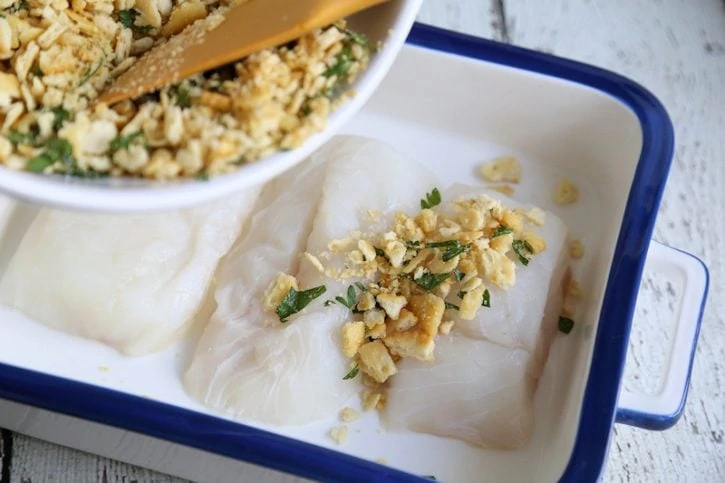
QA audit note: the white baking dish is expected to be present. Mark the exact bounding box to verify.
[0,24,708,482]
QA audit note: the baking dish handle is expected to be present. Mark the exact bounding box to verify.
[615,241,709,430]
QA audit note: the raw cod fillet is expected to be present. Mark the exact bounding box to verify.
[184,135,440,425]
[383,185,570,449]
[0,189,260,356]
[384,333,535,450]
[443,184,570,376]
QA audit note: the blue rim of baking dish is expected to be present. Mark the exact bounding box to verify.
[0,23,675,483]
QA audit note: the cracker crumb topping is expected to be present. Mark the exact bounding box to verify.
[479,155,521,183]
[553,178,580,204]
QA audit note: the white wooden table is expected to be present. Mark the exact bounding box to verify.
[1,1,723,481]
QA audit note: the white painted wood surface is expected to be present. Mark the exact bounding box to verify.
[1,1,723,481]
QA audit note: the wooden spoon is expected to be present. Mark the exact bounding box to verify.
[98,0,390,105]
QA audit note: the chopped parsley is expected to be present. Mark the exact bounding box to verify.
[444,301,459,311]
[78,56,105,86]
[342,363,360,380]
[492,225,513,237]
[413,272,450,291]
[26,138,73,173]
[335,285,358,309]
[420,187,442,209]
[275,285,326,322]
[355,281,367,292]
[109,131,144,153]
[118,9,138,28]
[512,239,534,266]
[346,29,371,50]
[558,316,575,334]
[6,129,38,145]
[50,107,70,130]
[30,63,43,77]
[171,85,192,108]
[482,289,491,307]
[406,240,422,249]
[427,240,471,262]
[194,172,210,181]
[324,45,352,78]
[118,9,153,33]
[453,269,465,281]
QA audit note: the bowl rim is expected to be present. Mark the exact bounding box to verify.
[0,22,675,483]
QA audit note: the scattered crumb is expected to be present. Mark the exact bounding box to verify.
[98,366,110,373]
[489,184,515,196]
[439,320,455,335]
[329,425,348,445]
[362,391,383,411]
[340,407,361,423]
[553,178,580,204]
[479,155,521,183]
[376,458,388,465]
[569,239,584,259]
[568,279,582,298]
[304,252,325,273]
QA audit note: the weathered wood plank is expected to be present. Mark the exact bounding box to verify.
[502,0,725,481]
[1,430,12,483]
[8,434,187,483]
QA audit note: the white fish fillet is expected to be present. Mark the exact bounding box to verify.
[385,185,569,449]
[0,189,260,356]
[443,184,569,371]
[184,135,440,425]
[384,333,534,450]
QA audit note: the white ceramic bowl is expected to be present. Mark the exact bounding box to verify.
[0,0,423,214]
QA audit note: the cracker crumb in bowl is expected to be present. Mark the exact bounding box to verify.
[0,0,423,213]
[479,155,521,183]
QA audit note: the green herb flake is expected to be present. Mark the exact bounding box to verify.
[118,9,139,28]
[512,239,534,266]
[453,269,465,281]
[444,301,459,311]
[109,131,144,153]
[324,45,352,78]
[482,289,491,308]
[355,282,367,292]
[492,225,513,238]
[374,247,385,257]
[558,316,575,334]
[346,29,371,49]
[26,138,74,173]
[275,285,326,322]
[194,172,209,181]
[427,240,471,262]
[342,363,359,380]
[324,300,335,307]
[335,285,358,309]
[30,63,43,77]
[420,187,442,209]
[173,85,192,108]
[50,107,70,130]
[78,56,105,86]
[406,240,422,249]
[8,0,28,13]
[6,129,38,145]
[414,272,450,291]
[457,291,466,299]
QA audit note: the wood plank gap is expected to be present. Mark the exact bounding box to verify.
[0,430,13,483]
[491,0,510,42]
